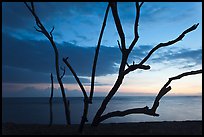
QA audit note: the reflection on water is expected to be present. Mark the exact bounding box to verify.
[2,96,202,124]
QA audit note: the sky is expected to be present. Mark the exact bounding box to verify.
[2,2,202,97]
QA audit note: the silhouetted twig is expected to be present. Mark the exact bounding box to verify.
[60,66,66,80]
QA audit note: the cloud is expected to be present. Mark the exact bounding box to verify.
[149,48,202,69]
[2,31,201,84]
[2,2,107,43]
[115,2,200,25]
[2,32,122,84]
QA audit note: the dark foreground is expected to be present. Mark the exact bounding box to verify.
[2,121,202,135]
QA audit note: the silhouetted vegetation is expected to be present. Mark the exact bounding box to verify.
[25,2,202,133]
[91,2,201,127]
[24,2,71,125]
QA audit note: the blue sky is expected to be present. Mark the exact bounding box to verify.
[2,2,202,97]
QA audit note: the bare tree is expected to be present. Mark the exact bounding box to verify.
[91,2,201,126]
[24,2,71,125]
[63,3,110,132]
[24,1,201,132]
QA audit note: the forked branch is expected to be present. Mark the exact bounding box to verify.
[99,69,202,122]
[110,2,126,50]
[128,2,143,52]
[124,23,199,75]
[150,69,202,113]
[60,66,66,80]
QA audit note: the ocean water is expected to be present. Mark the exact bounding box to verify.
[2,96,202,124]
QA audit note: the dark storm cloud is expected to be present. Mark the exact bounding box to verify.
[2,32,121,84]
[2,32,153,84]
[2,32,201,84]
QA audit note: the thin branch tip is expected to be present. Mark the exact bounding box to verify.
[195,23,199,27]
[64,57,69,61]
[139,2,144,7]
[50,26,55,34]
[34,26,42,32]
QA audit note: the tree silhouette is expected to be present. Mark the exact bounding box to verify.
[24,2,202,133]
[91,2,201,126]
[24,2,71,125]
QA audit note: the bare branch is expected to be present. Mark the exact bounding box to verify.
[170,69,202,80]
[78,100,89,133]
[110,2,126,50]
[98,69,202,123]
[124,64,150,75]
[49,73,54,103]
[24,2,51,38]
[99,106,158,123]
[24,2,33,13]
[34,26,42,32]
[126,62,130,67]
[31,2,35,12]
[63,57,88,99]
[117,40,122,52]
[89,3,110,102]
[139,23,199,66]
[50,26,55,39]
[128,2,142,52]
[25,2,71,125]
[60,66,66,80]
[139,2,144,8]
[134,2,140,38]
[150,69,202,114]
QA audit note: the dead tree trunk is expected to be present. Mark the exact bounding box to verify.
[91,2,199,126]
[24,2,71,125]
[49,73,54,126]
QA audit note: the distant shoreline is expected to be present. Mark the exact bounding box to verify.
[2,120,202,135]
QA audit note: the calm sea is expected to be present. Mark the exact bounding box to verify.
[2,96,202,124]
